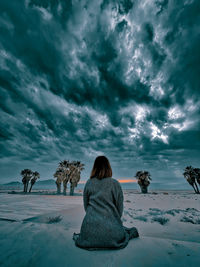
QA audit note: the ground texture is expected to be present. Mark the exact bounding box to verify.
[0,190,200,267]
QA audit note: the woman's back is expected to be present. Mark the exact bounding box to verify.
[73,156,139,250]
[84,177,123,218]
[75,177,129,250]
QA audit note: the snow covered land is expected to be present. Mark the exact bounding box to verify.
[0,189,200,267]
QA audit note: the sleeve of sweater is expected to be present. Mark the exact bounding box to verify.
[83,180,90,212]
[114,180,124,218]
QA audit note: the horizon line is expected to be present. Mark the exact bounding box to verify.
[77,178,138,184]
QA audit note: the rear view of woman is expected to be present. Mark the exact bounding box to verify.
[73,155,139,250]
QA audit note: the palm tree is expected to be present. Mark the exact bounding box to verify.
[21,169,33,193]
[54,160,85,195]
[135,171,152,193]
[53,160,70,194]
[29,171,40,192]
[58,160,70,195]
[69,164,77,196]
[53,168,65,194]
[69,161,84,195]
[183,166,200,194]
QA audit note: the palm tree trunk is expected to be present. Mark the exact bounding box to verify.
[141,186,148,193]
[194,181,200,194]
[25,183,28,193]
[23,184,26,193]
[63,182,67,195]
[56,180,61,194]
[70,184,74,196]
[29,184,33,193]
[191,184,197,194]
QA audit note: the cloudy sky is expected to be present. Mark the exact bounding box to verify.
[0,0,200,188]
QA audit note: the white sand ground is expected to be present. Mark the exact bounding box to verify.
[0,190,200,267]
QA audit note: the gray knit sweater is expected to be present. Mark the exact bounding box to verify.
[74,177,130,250]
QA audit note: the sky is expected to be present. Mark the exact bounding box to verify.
[0,0,200,188]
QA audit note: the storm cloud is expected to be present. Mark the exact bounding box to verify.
[0,0,200,187]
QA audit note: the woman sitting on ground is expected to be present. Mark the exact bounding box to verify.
[73,155,139,250]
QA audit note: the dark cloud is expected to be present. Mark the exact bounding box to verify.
[0,0,200,187]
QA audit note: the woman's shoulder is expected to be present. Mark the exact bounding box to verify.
[110,177,120,184]
[108,177,121,188]
[85,178,92,185]
[84,177,97,186]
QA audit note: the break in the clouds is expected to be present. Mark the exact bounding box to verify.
[0,0,200,187]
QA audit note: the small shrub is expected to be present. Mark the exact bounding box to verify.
[180,216,200,224]
[134,216,148,222]
[165,210,176,216]
[185,208,198,212]
[47,215,62,224]
[151,216,169,225]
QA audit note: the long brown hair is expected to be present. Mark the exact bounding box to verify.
[90,156,112,180]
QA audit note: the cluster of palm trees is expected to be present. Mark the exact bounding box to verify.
[20,164,200,195]
[183,166,200,194]
[54,160,84,195]
[21,169,40,193]
[135,171,152,193]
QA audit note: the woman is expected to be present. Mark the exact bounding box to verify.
[73,156,139,250]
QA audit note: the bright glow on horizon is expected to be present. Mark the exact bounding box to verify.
[118,179,137,183]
